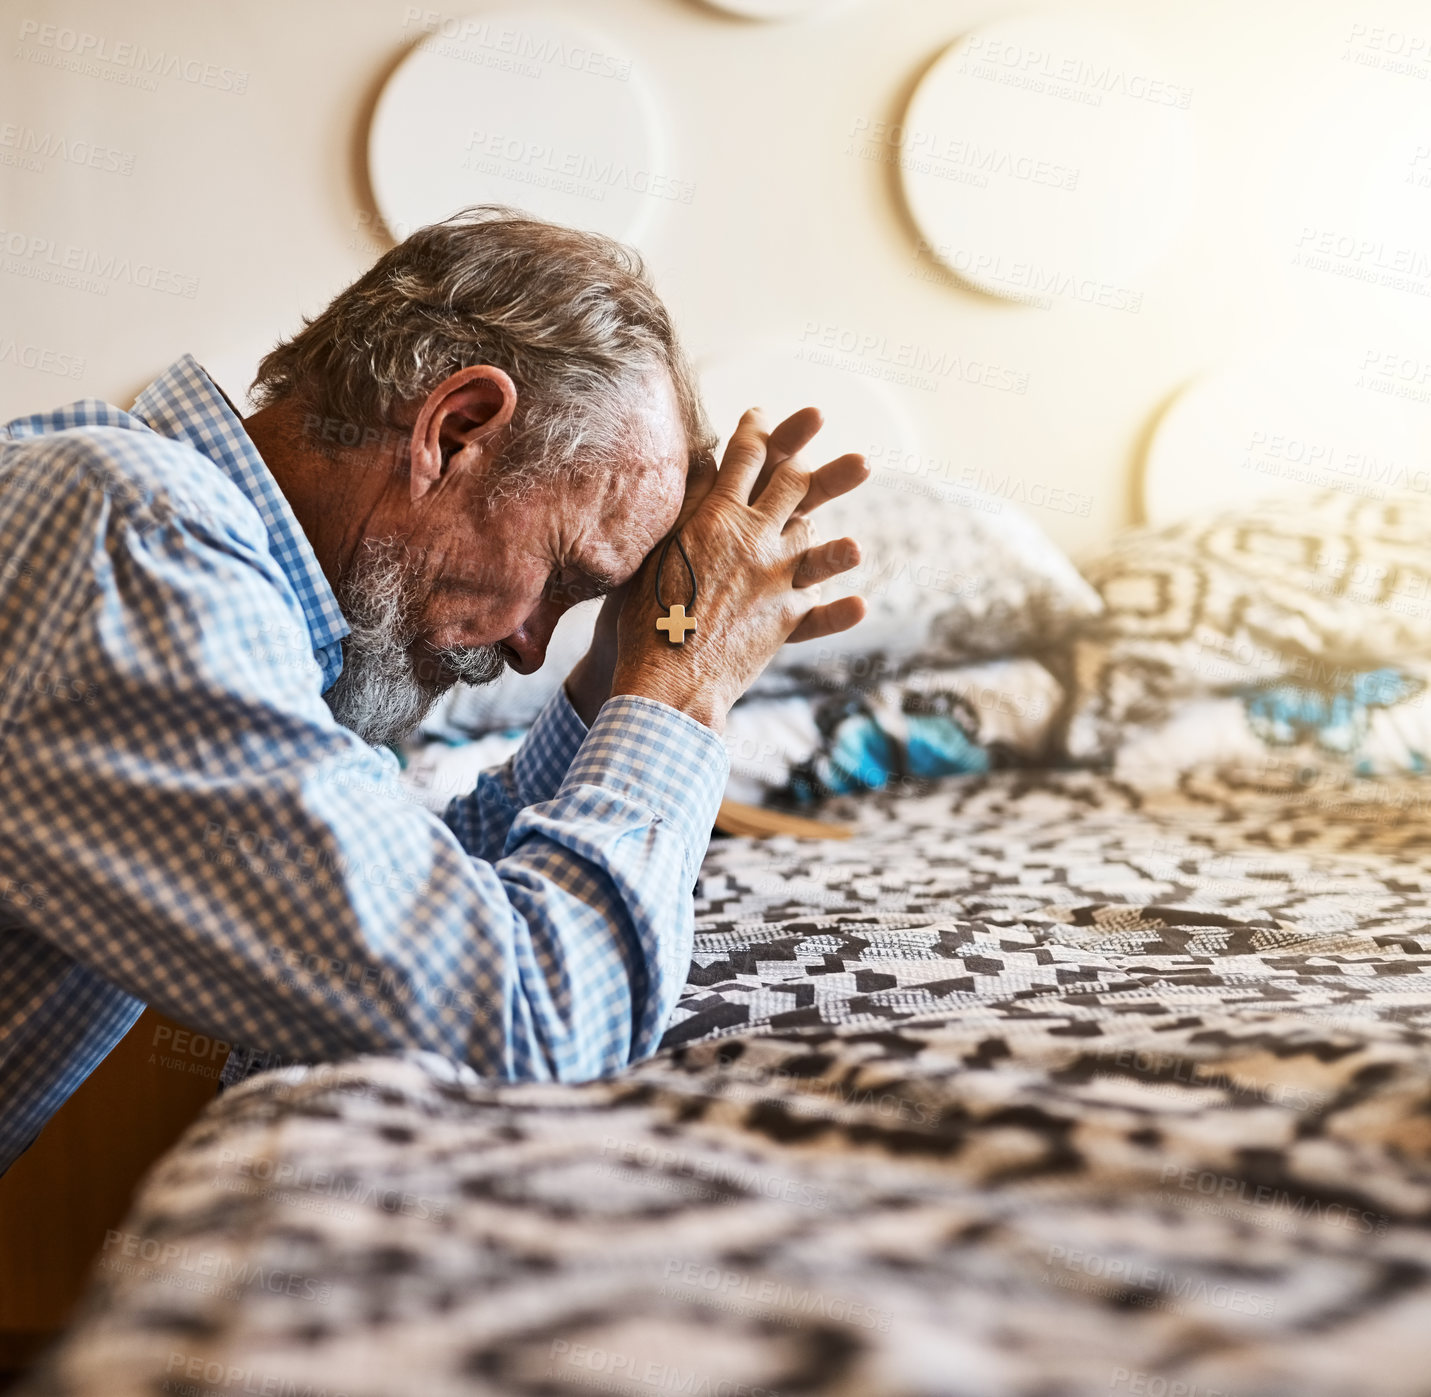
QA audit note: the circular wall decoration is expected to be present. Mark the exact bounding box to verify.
[697,0,854,19]
[1140,350,1427,527]
[698,343,920,469]
[1263,76,1431,340]
[369,11,664,245]
[899,14,1194,305]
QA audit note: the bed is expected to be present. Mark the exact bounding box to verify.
[19,757,1431,1397]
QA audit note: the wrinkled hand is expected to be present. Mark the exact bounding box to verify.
[606,405,869,734]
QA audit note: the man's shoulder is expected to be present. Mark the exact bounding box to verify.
[1,420,263,542]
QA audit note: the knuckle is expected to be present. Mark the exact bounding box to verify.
[772,459,807,493]
[721,443,763,478]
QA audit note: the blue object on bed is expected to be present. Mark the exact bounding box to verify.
[1239,666,1424,755]
[786,695,991,802]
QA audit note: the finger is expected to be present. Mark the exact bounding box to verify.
[712,406,801,503]
[786,595,868,645]
[747,406,824,505]
[770,405,824,460]
[793,536,861,588]
[673,442,721,526]
[711,406,776,503]
[673,477,714,531]
[789,453,870,518]
[754,459,814,522]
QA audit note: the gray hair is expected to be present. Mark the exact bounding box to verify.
[251,205,712,492]
[322,536,506,746]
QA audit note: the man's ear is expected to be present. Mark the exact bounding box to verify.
[408,365,518,503]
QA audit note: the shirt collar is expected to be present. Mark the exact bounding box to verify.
[130,355,350,684]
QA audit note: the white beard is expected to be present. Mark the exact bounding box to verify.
[324,539,506,747]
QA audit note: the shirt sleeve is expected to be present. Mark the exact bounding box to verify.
[1,435,728,1085]
[440,683,591,865]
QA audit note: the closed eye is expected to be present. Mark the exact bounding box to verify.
[545,568,614,608]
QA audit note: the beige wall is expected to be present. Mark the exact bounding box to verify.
[3,0,1430,555]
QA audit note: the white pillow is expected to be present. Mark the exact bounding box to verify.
[749,460,1103,695]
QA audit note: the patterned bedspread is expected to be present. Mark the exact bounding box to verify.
[20,768,1431,1397]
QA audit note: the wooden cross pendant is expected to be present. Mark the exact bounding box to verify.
[656,603,697,644]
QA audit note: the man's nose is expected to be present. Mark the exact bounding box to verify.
[500,601,564,675]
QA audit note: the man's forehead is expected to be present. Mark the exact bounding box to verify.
[575,462,681,576]
[565,407,688,579]
[637,367,692,452]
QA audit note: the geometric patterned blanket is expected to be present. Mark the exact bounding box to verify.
[18,768,1431,1397]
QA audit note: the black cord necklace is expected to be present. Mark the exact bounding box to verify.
[653,529,697,644]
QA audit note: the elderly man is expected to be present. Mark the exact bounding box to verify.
[0,208,867,1173]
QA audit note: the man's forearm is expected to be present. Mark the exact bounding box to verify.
[443,682,589,864]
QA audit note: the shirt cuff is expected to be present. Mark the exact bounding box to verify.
[559,694,729,882]
[511,683,590,808]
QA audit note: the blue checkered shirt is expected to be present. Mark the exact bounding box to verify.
[0,355,727,1175]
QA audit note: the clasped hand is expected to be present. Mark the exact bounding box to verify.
[570,405,869,734]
